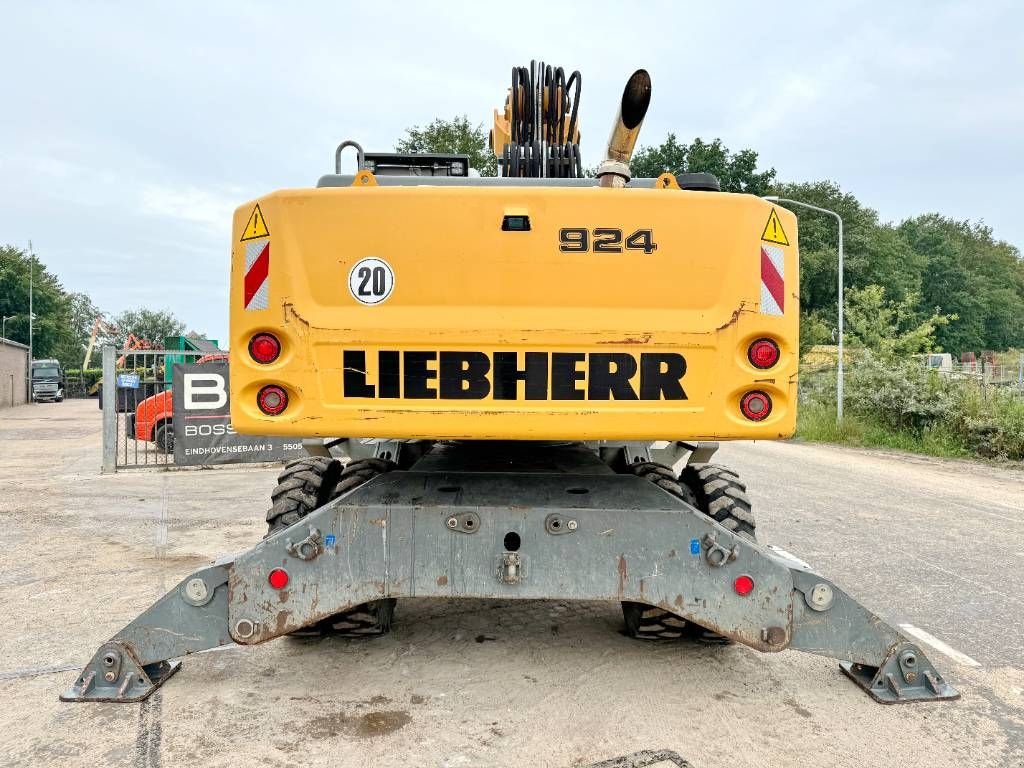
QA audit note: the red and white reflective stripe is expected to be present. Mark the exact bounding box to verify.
[244,239,270,311]
[760,244,784,316]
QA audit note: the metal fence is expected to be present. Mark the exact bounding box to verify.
[931,359,1024,390]
[797,355,1024,413]
[100,345,212,472]
[64,372,97,400]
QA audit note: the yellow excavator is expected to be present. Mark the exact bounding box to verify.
[63,61,958,705]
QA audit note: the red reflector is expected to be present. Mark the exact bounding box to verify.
[248,333,281,364]
[733,574,754,596]
[740,391,772,421]
[257,385,289,416]
[268,568,289,590]
[748,338,780,369]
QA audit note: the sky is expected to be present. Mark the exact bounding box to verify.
[1,1,1021,344]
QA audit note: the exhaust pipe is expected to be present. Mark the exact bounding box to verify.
[597,69,651,188]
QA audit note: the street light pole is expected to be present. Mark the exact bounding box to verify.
[28,241,35,403]
[763,197,845,422]
[28,241,34,365]
[2,315,15,341]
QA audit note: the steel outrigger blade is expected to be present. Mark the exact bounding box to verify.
[61,472,960,704]
[60,561,234,703]
[781,557,959,704]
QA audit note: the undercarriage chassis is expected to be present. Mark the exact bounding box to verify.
[62,444,958,704]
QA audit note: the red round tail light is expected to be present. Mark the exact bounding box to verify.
[257,385,289,415]
[268,568,289,590]
[249,333,281,364]
[748,338,780,369]
[733,574,755,596]
[740,391,772,421]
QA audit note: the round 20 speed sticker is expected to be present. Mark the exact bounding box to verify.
[348,257,395,305]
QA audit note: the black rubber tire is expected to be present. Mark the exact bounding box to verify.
[627,460,698,506]
[621,461,703,640]
[622,602,691,640]
[328,457,396,501]
[621,461,755,641]
[266,456,398,638]
[154,423,174,454]
[678,463,756,539]
[290,598,397,638]
[265,456,344,535]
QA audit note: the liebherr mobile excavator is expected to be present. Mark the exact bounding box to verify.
[63,63,958,704]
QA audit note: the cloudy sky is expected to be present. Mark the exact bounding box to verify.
[1,1,1020,343]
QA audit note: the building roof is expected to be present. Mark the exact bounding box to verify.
[0,338,29,351]
[189,337,221,352]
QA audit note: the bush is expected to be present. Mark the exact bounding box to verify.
[844,353,954,431]
[951,385,1024,460]
[64,367,104,389]
[799,356,1024,461]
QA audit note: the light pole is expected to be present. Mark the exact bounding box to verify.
[763,196,845,422]
[2,315,15,341]
[28,241,34,370]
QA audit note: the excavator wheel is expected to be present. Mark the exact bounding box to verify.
[308,599,397,637]
[626,461,697,506]
[266,456,343,534]
[267,456,398,638]
[678,463,756,539]
[622,461,755,642]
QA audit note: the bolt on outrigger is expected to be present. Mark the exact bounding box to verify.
[64,62,959,705]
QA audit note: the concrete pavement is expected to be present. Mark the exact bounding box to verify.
[0,399,1021,767]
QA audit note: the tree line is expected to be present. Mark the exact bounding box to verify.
[0,245,191,368]
[400,119,1024,356]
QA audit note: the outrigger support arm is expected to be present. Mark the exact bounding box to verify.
[62,468,958,705]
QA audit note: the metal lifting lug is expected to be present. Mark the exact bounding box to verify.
[701,532,738,567]
[498,552,524,584]
[285,526,323,561]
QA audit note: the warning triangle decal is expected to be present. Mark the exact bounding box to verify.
[240,203,270,241]
[761,208,790,246]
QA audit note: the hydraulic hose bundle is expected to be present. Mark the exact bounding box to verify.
[501,60,582,178]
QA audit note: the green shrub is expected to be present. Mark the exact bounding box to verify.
[844,353,955,431]
[951,385,1024,460]
[64,367,104,389]
[798,356,1023,461]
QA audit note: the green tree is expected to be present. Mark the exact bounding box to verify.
[898,215,1024,354]
[769,181,926,337]
[0,245,76,362]
[774,185,1024,358]
[111,308,185,349]
[51,291,106,367]
[844,284,952,358]
[629,135,776,194]
[396,116,497,177]
[799,310,833,355]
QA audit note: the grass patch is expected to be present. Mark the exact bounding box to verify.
[796,401,970,459]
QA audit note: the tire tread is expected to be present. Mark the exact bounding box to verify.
[265,456,397,638]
